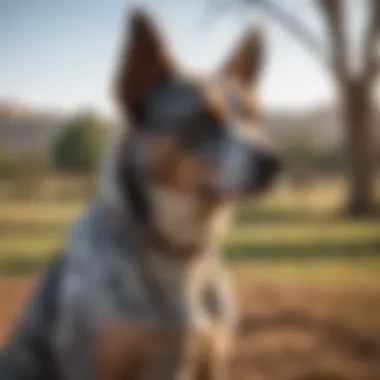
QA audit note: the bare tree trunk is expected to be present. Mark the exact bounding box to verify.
[342,79,378,216]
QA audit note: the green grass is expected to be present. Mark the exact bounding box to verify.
[0,176,379,276]
[230,221,380,245]
[0,200,83,225]
[229,257,380,287]
[0,200,83,262]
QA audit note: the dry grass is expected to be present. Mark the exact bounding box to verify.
[234,283,380,380]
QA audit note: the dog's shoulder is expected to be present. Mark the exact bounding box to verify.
[63,202,138,281]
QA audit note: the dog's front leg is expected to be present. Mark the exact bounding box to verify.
[195,269,236,380]
[98,325,157,380]
[143,332,198,380]
[194,325,233,380]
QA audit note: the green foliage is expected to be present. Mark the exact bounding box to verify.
[52,111,109,174]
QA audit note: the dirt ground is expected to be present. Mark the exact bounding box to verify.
[1,277,380,380]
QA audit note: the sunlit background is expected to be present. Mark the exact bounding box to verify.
[1,1,380,379]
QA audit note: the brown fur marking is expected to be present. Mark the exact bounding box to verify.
[98,324,180,380]
[97,324,225,380]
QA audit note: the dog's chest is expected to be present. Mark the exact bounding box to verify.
[102,249,219,328]
[94,254,228,380]
[56,205,234,379]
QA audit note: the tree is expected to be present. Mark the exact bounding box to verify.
[206,0,380,216]
[52,110,109,174]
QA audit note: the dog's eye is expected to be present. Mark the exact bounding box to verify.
[180,110,222,149]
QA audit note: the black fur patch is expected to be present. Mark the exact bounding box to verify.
[118,149,151,227]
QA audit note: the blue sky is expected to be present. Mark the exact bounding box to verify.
[0,0,342,115]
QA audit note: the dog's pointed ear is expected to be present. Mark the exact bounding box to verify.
[220,27,265,88]
[114,9,175,120]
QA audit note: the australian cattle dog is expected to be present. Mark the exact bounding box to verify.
[0,8,281,380]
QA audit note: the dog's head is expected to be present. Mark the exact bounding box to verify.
[112,10,281,214]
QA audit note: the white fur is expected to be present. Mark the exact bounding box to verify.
[149,186,232,249]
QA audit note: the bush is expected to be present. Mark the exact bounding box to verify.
[51,110,109,174]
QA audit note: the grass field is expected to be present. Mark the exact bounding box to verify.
[0,176,379,272]
[1,176,380,379]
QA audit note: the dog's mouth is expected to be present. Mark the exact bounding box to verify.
[196,172,281,202]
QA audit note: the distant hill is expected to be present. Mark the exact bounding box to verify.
[0,101,378,152]
[0,101,68,152]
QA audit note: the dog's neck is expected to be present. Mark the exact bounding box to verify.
[122,176,233,258]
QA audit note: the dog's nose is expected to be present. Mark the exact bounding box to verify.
[257,151,282,177]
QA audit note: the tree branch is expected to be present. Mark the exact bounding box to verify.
[199,0,248,29]
[318,0,348,85]
[204,0,326,65]
[254,0,325,62]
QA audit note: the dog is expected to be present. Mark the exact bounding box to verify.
[0,9,281,380]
